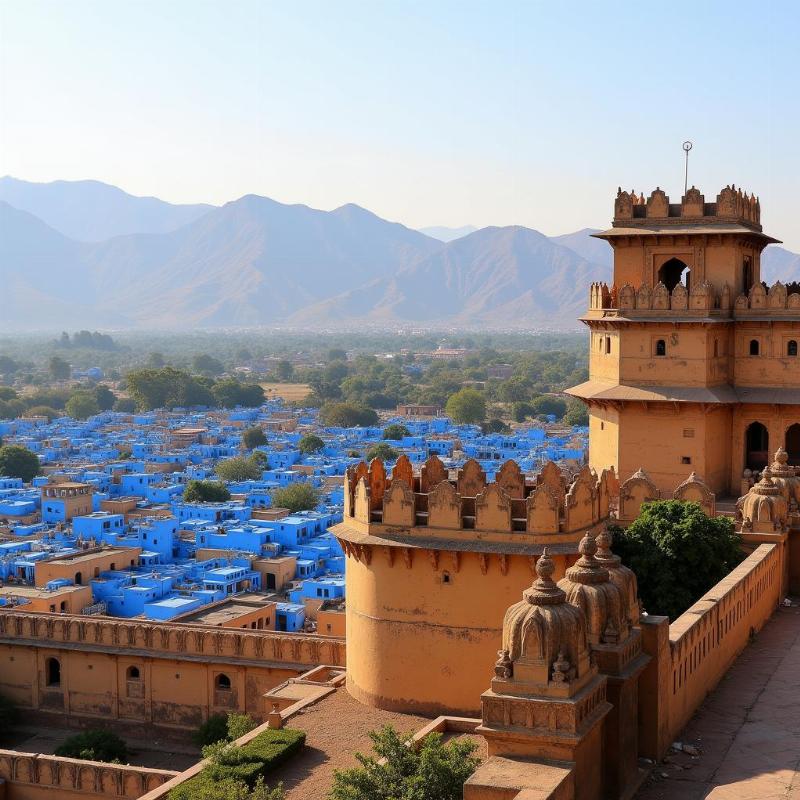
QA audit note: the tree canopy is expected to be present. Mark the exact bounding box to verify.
[242,427,268,449]
[270,483,321,513]
[0,445,40,483]
[382,424,410,441]
[329,725,479,800]
[55,729,128,764]
[65,392,100,420]
[445,388,486,424]
[611,500,743,619]
[184,480,232,503]
[366,443,399,462]
[298,434,325,455]
[216,456,265,483]
[319,402,378,428]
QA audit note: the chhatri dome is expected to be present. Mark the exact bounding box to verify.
[739,466,789,532]
[595,528,640,629]
[494,548,593,696]
[558,533,630,647]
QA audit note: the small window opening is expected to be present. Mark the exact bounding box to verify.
[127,666,140,680]
[442,572,451,584]
[46,657,61,687]
[216,673,231,690]
[788,340,798,357]
[655,339,666,356]
[749,339,760,356]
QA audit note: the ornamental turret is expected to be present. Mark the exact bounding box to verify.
[595,528,640,629]
[737,466,789,533]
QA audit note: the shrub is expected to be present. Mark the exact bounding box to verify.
[54,729,128,763]
[270,483,321,513]
[562,397,589,426]
[330,725,479,800]
[227,713,258,742]
[65,391,101,420]
[113,397,137,413]
[611,500,743,620]
[170,728,305,800]
[24,405,60,420]
[194,714,228,747]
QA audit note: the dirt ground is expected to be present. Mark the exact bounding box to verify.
[259,382,312,402]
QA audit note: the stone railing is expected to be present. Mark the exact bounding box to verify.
[667,543,781,737]
[0,609,345,668]
[0,749,176,799]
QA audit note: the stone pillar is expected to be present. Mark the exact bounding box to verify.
[637,615,670,761]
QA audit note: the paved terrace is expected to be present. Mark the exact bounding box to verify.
[638,603,800,800]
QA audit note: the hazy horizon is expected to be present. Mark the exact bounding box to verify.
[1,1,798,249]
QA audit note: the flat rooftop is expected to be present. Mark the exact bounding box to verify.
[44,547,136,565]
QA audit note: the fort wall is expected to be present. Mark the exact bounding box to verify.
[0,611,345,730]
[0,750,175,800]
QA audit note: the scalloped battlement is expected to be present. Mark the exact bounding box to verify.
[588,280,800,316]
[614,185,761,229]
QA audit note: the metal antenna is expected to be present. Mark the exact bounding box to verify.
[683,141,693,194]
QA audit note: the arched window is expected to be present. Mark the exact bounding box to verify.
[126,666,140,681]
[655,340,666,357]
[74,572,82,585]
[786,424,800,466]
[215,673,231,691]
[745,422,769,471]
[46,657,61,687]
[658,257,691,292]
[749,339,760,356]
[788,340,798,357]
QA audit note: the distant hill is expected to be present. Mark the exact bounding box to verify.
[2,179,799,331]
[0,176,213,241]
[418,224,478,243]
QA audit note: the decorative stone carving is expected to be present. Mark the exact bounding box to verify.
[457,459,487,496]
[368,458,387,511]
[646,187,669,218]
[526,485,560,534]
[475,483,512,532]
[652,281,670,310]
[427,480,461,529]
[382,479,416,527]
[495,459,525,498]
[673,471,716,516]
[391,454,414,492]
[737,466,788,533]
[618,468,660,522]
[670,283,688,310]
[353,477,371,524]
[420,454,448,493]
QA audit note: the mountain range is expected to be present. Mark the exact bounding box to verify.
[1,177,797,331]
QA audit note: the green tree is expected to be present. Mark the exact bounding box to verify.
[25,405,59,420]
[0,445,40,482]
[319,402,378,427]
[226,713,258,742]
[55,729,128,763]
[366,442,399,462]
[511,401,534,423]
[530,395,567,418]
[213,379,264,409]
[249,451,269,469]
[382,424,410,441]
[0,355,20,374]
[147,351,166,368]
[193,354,225,376]
[275,360,294,381]
[611,501,743,619]
[113,397,137,413]
[184,480,232,503]
[48,355,71,380]
[216,457,264,482]
[445,388,486,424]
[270,483,321,513]
[194,713,230,747]
[298,434,325,455]
[329,725,479,800]
[242,427,268,449]
[563,398,589,426]
[327,348,348,362]
[482,418,510,434]
[65,392,100,420]
[94,384,116,411]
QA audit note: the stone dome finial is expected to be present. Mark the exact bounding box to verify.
[523,548,566,606]
[564,533,609,586]
[595,528,615,562]
[775,447,789,466]
[739,464,789,532]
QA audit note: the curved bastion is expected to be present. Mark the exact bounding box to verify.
[331,454,617,715]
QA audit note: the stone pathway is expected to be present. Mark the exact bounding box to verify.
[638,604,800,800]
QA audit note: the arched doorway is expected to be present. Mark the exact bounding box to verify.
[658,257,691,293]
[745,422,769,471]
[786,424,800,466]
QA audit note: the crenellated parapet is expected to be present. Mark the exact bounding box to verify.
[588,279,800,318]
[343,455,614,539]
[614,185,761,229]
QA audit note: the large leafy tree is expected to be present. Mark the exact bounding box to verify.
[445,388,486,424]
[65,392,100,420]
[366,443,399,462]
[298,434,325,455]
[242,427,268,449]
[611,500,743,620]
[0,445,41,483]
[184,480,231,503]
[216,456,264,482]
[48,355,71,380]
[319,402,378,428]
[270,483,321,513]
[329,726,479,800]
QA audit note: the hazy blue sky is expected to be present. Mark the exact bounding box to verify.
[1,0,798,247]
